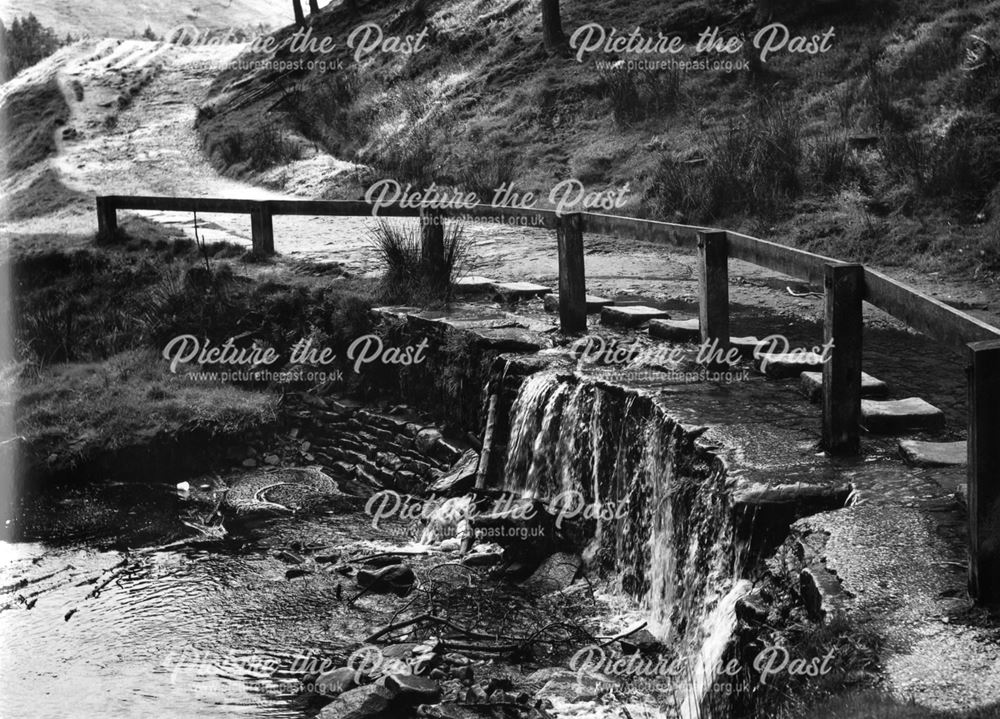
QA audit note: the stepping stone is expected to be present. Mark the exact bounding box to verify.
[730,336,763,359]
[799,371,889,402]
[648,318,700,342]
[543,293,613,313]
[861,398,945,434]
[490,281,551,299]
[898,439,967,467]
[600,305,669,328]
[757,351,825,379]
[454,276,496,293]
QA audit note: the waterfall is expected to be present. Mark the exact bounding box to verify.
[498,370,738,697]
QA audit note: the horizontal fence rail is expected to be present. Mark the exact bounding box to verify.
[95,194,1000,604]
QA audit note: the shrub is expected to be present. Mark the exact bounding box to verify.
[216,123,302,171]
[807,132,860,188]
[647,103,802,221]
[368,219,470,304]
[453,149,518,201]
[596,62,682,125]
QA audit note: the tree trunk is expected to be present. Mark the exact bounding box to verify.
[292,0,305,26]
[541,0,564,50]
[309,0,320,14]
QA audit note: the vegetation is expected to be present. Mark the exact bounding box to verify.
[367,218,470,304]
[8,218,376,469]
[196,0,1000,281]
[0,14,64,82]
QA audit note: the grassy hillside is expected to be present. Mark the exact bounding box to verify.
[197,0,1000,280]
[1,0,293,39]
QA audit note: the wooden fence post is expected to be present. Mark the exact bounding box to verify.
[557,213,587,334]
[96,197,117,240]
[697,231,730,355]
[250,202,275,255]
[968,339,1000,604]
[823,263,864,455]
[420,207,447,292]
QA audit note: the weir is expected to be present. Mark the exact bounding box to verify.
[494,367,745,714]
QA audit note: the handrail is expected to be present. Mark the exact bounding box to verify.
[93,193,1000,603]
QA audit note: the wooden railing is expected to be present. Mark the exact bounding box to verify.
[95,195,1000,604]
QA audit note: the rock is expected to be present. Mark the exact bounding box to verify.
[429,449,479,495]
[520,552,581,595]
[467,327,548,352]
[799,565,845,622]
[419,703,480,719]
[415,428,444,454]
[313,666,357,696]
[619,628,663,655]
[315,553,340,564]
[384,674,442,703]
[528,667,613,701]
[318,684,398,719]
[757,351,825,379]
[861,398,945,433]
[735,596,768,624]
[600,305,670,327]
[648,317,700,342]
[264,454,280,466]
[285,567,312,580]
[241,458,257,468]
[462,551,502,567]
[454,276,497,294]
[356,564,416,595]
[799,370,889,402]
[442,653,471,666]
[730,336,763,359]
[898,439,967,467]
[543,293,613,313]
[490,281,551,299]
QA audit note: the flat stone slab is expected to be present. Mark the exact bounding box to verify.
[799,371,889,402]
[543,293,613,313]
[453,276,496,293]
[757,351,826,379]
[861,398,945,434]
[467,327,548,352]
[730,336,762,359]
[600,305,670,328]
[648,318,700,342]
[490,281,551,299]
[898,439,967,467]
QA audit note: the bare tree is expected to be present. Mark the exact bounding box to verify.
[293,0,305,26]
[541,0,564,50]
[309,0,320,14]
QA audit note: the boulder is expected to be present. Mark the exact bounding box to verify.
[384,674,442,703]
[429,449,479,495]
[318,685,398,719]
[619,628,664,655]
[313,666,356,696]
[356,564,416,595]
[415,428,444,454]
[520,552,581,595]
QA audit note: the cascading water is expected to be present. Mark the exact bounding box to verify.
[498,369,743,716]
